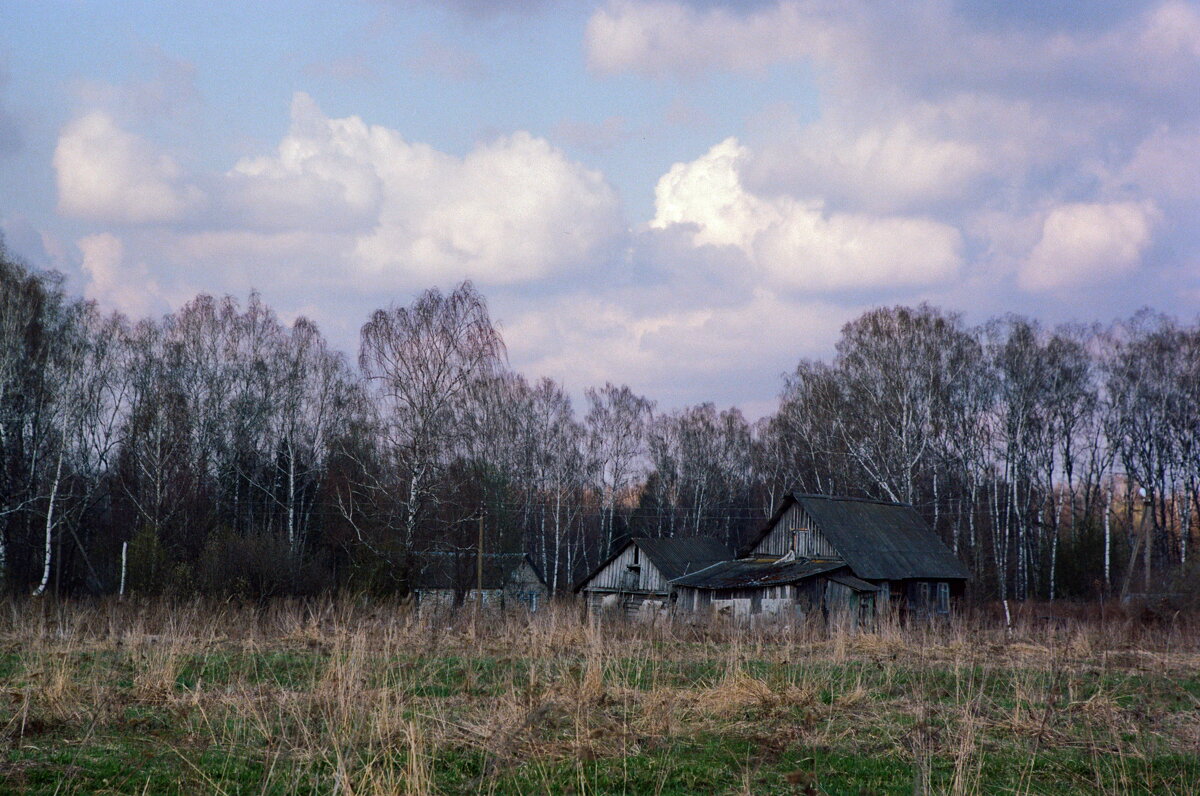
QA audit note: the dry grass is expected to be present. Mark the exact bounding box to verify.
[0,598,1198,794]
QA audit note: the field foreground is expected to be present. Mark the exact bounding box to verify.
[1,599,1198,795]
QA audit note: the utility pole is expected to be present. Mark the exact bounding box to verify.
[1143,490,1152,595]
[1120,487,1153,602]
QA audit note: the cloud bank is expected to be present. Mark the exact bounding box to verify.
[29,0,1200,414]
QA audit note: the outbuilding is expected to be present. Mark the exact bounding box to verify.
[671,556,880,627]
[413,551,549,614]
[574,536,731,617]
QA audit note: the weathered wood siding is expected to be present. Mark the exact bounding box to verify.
[752,503,838,558]
[580,543,668,594]
[586,591,664,619]
[676,577,874,627]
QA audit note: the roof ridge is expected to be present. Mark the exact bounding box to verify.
[791,492,913,508]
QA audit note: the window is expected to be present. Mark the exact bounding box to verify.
[936,582,950,614]
[632,546,640,565]
[919,582,931,607]
[792,527,810,553]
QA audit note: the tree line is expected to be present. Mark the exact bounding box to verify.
[2,242,1198,600]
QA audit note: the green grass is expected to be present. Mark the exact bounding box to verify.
[2,600,1199,794]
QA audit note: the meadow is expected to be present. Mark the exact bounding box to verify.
[1,598,1198,795]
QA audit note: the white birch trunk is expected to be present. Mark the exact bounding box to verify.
[32,449,64,597]
[287,438,296,553]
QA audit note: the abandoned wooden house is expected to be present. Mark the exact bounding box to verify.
[701,493,970,621]
[574,536,731,616]
[412,551,549,614]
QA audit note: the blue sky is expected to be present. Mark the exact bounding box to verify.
[2,1,1199,416]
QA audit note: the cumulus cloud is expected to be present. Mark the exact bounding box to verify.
[746,98,1016,214]
[54,111,203,224]
[222,94,622,286]
[224,93,624,286]
[57,93,624,294]
[651,138,962,290]
[78,233,167,317]
[1018,202,1157,291]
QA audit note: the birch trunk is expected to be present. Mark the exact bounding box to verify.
[32,449,64,597]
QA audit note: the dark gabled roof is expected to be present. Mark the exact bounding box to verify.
[574,536,731,592]
[413,552,545,591]
[745,494,970,581]
[670,557,846,590]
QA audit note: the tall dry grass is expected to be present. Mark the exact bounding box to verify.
[1,597,1198,794]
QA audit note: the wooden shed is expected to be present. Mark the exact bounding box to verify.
[574,536,731,617]
[671,556,879,626]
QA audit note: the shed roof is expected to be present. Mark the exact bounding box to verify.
[746,494,970,581]
[414,552,545,591]
[574,536,731,592]
[828,573,880,592]
[670,557,846,590]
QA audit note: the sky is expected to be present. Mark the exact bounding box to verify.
[1,1,1199,418]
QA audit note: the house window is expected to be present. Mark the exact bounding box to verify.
[792,527,810,553]
[632,546,640,565]
[919,582,931,607]
[936,582,950,614]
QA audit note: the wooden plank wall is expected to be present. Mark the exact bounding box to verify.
[751,504,838,558]
[580,543,667,594]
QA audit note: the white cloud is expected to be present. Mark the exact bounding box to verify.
[224,93,622,287]
[651,138,962,290]
[502,287,856,414]
[1118,126,1200,201]
[1018,202,1157,291]
[747,100,1007,213]
[586,1,1200,98]
[54,111,202,224]
[78,232,166,317]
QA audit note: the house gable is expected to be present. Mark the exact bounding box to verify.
[575,536,731,595]
[575,540,668,595]
[749,501,838,559]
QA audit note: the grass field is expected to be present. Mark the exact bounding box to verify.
[1,598,1198,794]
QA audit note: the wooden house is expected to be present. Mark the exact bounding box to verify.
[735,493,969,618]
[574,536,731,617]
[413,551,549,614]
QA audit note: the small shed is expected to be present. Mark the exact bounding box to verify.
[413,551,549,614]
[671,556,879,626]
[574,536,731,617]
